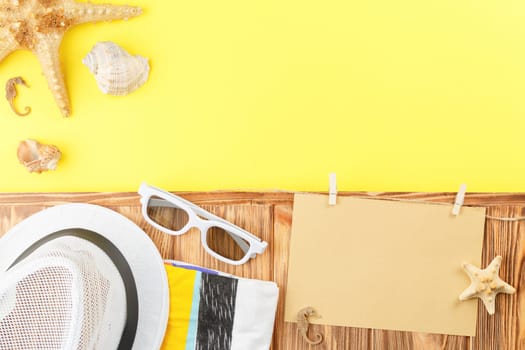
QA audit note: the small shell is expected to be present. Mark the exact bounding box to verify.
[17,139,61,173]
[82,41,150,96]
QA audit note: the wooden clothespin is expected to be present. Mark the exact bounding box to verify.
[329,173,337,206]
[452,184,467,216]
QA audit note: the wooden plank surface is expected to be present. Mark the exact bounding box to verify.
[0,191,524,349]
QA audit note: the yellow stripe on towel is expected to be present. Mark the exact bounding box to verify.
[161,264,198,350]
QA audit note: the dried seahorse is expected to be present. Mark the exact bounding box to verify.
[297,307,324,345]
[5,77,31,116]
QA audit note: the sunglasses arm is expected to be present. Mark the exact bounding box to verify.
[229,232,250,253]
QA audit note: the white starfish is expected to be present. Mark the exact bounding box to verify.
[0,0,142,116]
[459,256,516,315]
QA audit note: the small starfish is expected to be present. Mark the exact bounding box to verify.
[0,0,142,116]
[459,256,516,315]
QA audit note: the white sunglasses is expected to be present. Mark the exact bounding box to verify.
[138,183,268,265]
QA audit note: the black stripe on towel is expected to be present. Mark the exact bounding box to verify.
[195,273,238,350]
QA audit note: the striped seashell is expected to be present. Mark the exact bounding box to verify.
[82,41,149,96]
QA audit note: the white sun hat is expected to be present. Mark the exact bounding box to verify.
[0,203,169,350]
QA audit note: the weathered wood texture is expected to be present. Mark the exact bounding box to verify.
[0,191,523,350]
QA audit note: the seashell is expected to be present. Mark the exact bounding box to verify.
[17,139,61,173]
[82,41,150,96]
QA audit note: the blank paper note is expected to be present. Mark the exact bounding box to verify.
[284,193,486,336]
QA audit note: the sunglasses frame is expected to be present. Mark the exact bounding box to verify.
[138,183,268,265]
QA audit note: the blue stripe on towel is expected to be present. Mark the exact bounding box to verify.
[185,271,202,350]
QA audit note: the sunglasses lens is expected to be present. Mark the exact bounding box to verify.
[206,226,250,262]
[146,196,189,231]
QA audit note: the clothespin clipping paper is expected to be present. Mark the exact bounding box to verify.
[452,184,467,216]
[328,173,337,206]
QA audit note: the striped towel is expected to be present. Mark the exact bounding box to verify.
[161,262,279,350]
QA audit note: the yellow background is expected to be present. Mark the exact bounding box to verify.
[1,0,524,192]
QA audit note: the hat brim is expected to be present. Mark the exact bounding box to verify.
[0,203,169,350]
